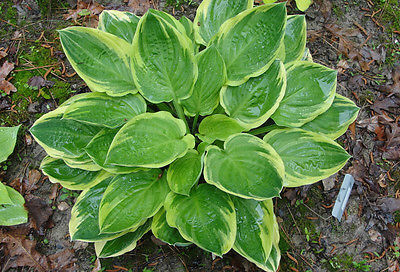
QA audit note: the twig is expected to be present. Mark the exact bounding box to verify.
[167,246,189,272]
[353,21,368,36]
[302,202,332,221]
[0,18,30,32]
[14,63,59,72]
[287,204,302,235]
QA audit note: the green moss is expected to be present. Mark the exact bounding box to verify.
[0,1,17,25]
[372,0,400,33]
[0,45,71,126]
[332,3,345,18]
[370,0,400,66]
[165,0,197,9]
[394,211,400,223]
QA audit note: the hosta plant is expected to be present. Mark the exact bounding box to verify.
[0,125,28,226]
[30,1,359,270]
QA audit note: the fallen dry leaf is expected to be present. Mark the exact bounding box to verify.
[27,169,41,192]
[49,183,59,200]
[64,0,104,26]
[0,61,17,95]
[0,79,17,94]
[380,66,400,95]
[383,146,400,160]
[318,0,333,18]
[0,61,14,78]
[374,125,386,141]
[376,198,400,213]
[0,229,77,271]
[27,76,55,90]
[0,49,7,60]
[25,195,54,232]
[386,121,400,148]
[337,59,349,73]
[0,230,49,271]
[128,0,152,15]
[347,160,367,183]
[371,96,400,114]
[368,229,383,243]
[48,249,77,272]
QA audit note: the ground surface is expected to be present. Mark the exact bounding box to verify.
[0,0,399,271]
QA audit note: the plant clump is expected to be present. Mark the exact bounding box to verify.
[30,1,359,270]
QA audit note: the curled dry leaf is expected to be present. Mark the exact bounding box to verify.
[0,49,7,60]
[0,79,17,95]
[64,0,104,25]
[0,61,14,78]
[0,61,17,95]
[27,76,55,90]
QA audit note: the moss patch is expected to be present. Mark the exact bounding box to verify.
[0,1,18,26]
[0,45,71,126]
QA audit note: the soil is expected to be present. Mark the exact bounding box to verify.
[0,0,399,271]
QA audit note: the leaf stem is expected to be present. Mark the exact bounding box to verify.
[248,124,280,136]
[192,114,199,134]
[173,99,190,133]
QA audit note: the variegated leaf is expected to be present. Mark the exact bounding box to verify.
[165,184,236,256]
[204,133,284,200]
[209,3,287,86]
[63,92,146,129]
[85,128,141,174]
[106,112,195,168]
[181,46,226,117]
[40,156,103,190]
[232,198,275,270]
[272,61,337,127]
[69,173,126,242]
[95,220,152,258]
[220,60,286,129]
[0,182,12,205]
[151,208,191,246]
[264,128,351,187]
[283,15,306,63]
[30,107,101,159]
[0,125,20,163]
[98,10,139,43]
[131,11,197,103]
[167,149,202,196]
[301,94,359,139]
[0,186,27,226]
[99,170,170,233]
[193,0,253,45]
[59,27,136,96]
[198,114,245,143]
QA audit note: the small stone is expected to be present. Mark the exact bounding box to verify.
[27,101,40,113]
[322,174,336,191]
[57,202,70,211]
[368,229,383,243]
[25,134,33,145]
[73,241,88,250]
